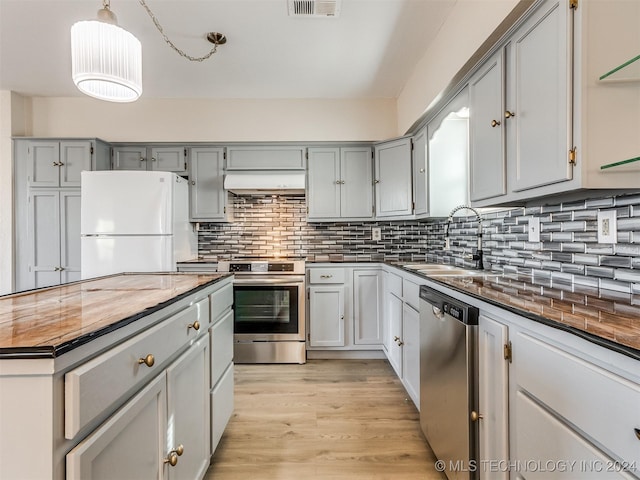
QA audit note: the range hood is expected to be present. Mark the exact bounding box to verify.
[224,171,306,195]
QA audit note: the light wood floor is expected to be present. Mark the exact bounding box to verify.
[204,359,447,479]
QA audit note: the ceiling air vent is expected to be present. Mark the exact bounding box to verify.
[288,0,341,17]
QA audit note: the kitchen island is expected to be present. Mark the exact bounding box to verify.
[0,272,234,480]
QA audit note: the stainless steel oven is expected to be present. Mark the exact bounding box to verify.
[217,259,306,364]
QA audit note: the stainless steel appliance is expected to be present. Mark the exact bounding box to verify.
[217,258,306,364]
[419,285,479,480]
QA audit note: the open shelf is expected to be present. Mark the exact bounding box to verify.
[599,55,640,82]
[600,156,640,170]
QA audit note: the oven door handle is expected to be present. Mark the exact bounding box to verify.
[233,278,305,285]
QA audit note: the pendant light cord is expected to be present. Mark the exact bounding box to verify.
[138,0,220,62]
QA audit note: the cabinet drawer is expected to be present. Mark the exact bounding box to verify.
[515,332,640,465]
[195,297,210,329]
[402,279,420,310]
[308,268,346,284]
[210,283,233,320]
[211,363,234,455]
[64,304,203,439]
[387,271,402,297]
[210,309,234,387]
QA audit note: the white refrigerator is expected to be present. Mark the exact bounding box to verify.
[81,171,197,279]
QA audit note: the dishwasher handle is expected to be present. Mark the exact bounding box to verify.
[432,305,445,319]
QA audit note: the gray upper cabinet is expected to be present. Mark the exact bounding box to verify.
[112,145,188,174]
[469,50,507,202]
[374,137,413,218]
[27,140,97,188]
[507,0,571,193]
[307,147,373,221]
[189,147,229,222]
[226,146,305,170]
[411,127,428,217]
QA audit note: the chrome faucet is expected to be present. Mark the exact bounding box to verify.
[444,204,484,270]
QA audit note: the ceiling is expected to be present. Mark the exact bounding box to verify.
[0,0,456,100]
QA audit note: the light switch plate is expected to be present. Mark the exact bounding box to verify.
[372,227,381,241]
[528,217,541,243]
[597,210,617,244]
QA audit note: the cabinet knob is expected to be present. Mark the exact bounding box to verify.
[470,411,483,422]
[164,452,178,467]
[174,444,184,456]
[393,336,400,342]
[188,320,200,331]
[138,354,155,367]
[504,110,515,119]
[490,119,501,128]
[419,168,425,173]
[397,339,404,346]
[340,180,345,184]
[140,157,146,162]
[635,428,640,441]
[151,157,157,162]
[374,180,380,184]
[191,180,195,185]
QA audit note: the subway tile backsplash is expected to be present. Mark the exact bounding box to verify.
[197,192,640,293]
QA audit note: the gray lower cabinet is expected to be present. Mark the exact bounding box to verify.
[14,138,109,291]
[188,147,229,222]
[374,137,413,218]
[112,145,188,174]
[353,269,382,345]
[307,147,373,221]
[308,284,345,347]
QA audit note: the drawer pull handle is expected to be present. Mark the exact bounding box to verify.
[188,320,201,331]
[635,428,640,441]
[470,411,483,422]
[138,354,155,368]
[320,275,333,279]
[164,444,184,466]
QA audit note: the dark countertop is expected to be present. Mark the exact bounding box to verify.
[0,273,230,359]
[389,263,640,361]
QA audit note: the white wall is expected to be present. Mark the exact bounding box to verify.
[0,91,31,294]
[397,0,520,134]
[29,97,398,142]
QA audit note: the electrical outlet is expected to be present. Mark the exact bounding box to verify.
[372,227,382,241]
[528,217,541,243]
[597,210,617,244]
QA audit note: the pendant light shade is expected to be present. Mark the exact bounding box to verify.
[71,16,142,102]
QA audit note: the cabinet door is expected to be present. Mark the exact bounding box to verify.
[353,270,382,345]
[508,0,572,192]
[60,140,92,187]
[189,147,227,221]
[478,315,509,480]
[166,338,210,480]
[412,128,428,216]
[27,190,61,288]
[341,147,374,219]
[307,148,341,219]
[211,363,234,456]
[113,146,148,171]
[210,309,234,388]
[387,293,403,377]
[402,303,420,408]
[469,50,507,202]
[226,146,305,170]
[66,373,166,480]
[150,146,187,173]
[27,141,59,187]
[60,191,81,284]
[308,285,345,347]
[374,138,413,217]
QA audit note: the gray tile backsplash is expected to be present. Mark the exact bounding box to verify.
[197,192,640,293]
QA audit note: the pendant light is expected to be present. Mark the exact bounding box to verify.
[71,1,142,103]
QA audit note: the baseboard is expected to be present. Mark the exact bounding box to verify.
[306,350,387,360]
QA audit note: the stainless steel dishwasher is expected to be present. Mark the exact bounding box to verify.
[419,285,479,480]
